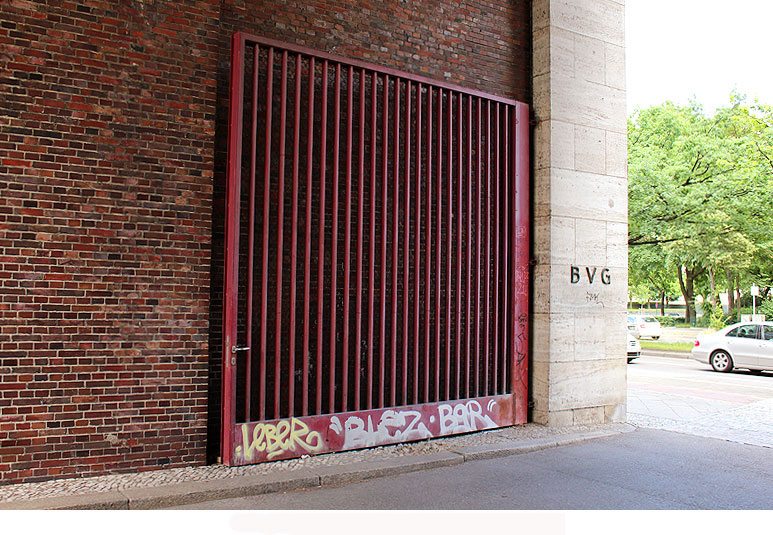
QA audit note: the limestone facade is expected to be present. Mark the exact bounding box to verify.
[531,0,628,425]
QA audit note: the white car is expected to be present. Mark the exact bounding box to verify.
[627,332,641,363]
[692,322,773,373]
[627,315,662,340]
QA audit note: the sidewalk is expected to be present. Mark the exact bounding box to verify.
[0,422,634,510]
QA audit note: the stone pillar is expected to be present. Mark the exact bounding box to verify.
[531,0,628,425]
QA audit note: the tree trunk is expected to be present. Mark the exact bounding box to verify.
[660,291,666,316]
[736,274,742,319]
[678,264,705,324]
[726,269,735,316]
[677,265,693,324]
[708,267,717,306]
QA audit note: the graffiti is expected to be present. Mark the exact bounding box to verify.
[515,312,528,363]
[236,418,324,461]
[329,401,499,448]
[230,395,512,466]
[438,400,497,434]
[585,292,604,307]
[329,410,432,449]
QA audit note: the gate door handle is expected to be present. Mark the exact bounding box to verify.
[229,345,250,366]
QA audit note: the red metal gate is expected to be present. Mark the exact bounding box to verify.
[222,32,529,466]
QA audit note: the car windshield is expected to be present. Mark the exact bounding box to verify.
[643,317,657,323]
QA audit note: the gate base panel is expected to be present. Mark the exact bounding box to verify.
[231,394,515,465]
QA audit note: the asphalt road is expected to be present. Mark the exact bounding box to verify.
[176,357,773,510]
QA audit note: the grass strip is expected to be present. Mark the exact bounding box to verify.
[639,340,694,352]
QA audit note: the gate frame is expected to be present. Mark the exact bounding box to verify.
[221,32,529,465]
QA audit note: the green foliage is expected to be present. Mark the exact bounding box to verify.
[653,315,677,327]
[629,96,773,320]
[758,299,773,318]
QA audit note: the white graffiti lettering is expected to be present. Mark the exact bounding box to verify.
[330,410,432,449]
[236,418,324,461]
[438,400,497,435]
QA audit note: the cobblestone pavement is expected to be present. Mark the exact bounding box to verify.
[627,355,773,448]
[0,422,613,504]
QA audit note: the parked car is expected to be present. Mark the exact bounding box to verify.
[627,315,662,339]
[627,332,641,363]
[692,321,773,373]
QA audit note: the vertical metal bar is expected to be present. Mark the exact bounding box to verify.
[222,32,245,465]
[341,65,353,412]
[379,75,389,408]
[244,43,259,421]
[302,57,315,416]
[287,53,302,417]
[483,100,491,395]
[513,101,530,425]
[367,70,377,410]
[492,102,500,394]
[474,97,481,398]
[402,80,411,405]
[445,90,452,401]
[354,68,365,411]
[391,78,400,407]
[414,83,422,404]
[456,92,462,400]
[259,47,274,422]
[329,63,341,414]
[501,106,510,395]
[435,88,442,402]
[315,60,328,415]
[424,86,432,403]
[465,94,472,399]
[273,50,288,419]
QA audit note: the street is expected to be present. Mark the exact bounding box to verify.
[173,355,773,510]
[628,354,773,447]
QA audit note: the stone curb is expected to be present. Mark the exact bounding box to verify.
[0,424,635,510]
[314,451,464,487]
[0,491,129,511]
[122,471,322,510]
[449,423,635,461]
[641,349,691,359]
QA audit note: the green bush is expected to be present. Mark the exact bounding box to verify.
[701,301,731,329]
[653,315,677,327]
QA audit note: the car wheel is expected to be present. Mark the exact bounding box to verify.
[652,336,660,340]
[710,350,734,373]
[627,357,636,363]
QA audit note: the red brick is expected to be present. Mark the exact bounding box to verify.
[0,0,529,486]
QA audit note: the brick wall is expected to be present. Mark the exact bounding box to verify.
[1,0,530,485]
[0,0,220,484]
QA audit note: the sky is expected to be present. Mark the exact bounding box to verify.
[626,0,773,115]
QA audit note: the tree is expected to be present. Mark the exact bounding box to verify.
[628,98,773,323]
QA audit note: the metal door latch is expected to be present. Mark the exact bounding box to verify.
[230,345,250,365]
